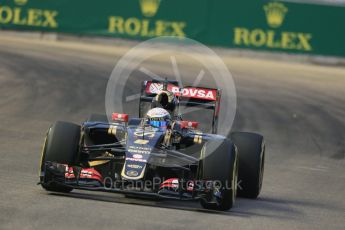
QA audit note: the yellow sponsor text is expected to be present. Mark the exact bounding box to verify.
[233,27,312,51]
[108,16,186,38]
[0,5,58,28]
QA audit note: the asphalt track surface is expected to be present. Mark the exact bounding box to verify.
[0,35,344,230]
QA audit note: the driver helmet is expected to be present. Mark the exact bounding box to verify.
[146,108,171,128]
[152,90,177,114]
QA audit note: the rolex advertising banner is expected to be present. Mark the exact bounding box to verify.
[0,0,344,57]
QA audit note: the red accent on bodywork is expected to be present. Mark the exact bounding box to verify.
[64,167,103,184]
[112,113,129,122]
[145,82,217,101]
[160,178,179,189]
[178,121,199,129]
[79,168,103,182]
[65,166,76,179]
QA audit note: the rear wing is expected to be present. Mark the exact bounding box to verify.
[139,80,221,134]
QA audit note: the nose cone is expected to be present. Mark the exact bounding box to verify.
[122,126,163,180]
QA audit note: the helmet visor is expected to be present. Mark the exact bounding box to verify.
[148,120,167,128]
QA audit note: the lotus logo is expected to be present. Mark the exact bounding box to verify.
[14,0,28,6]
[139,0,161,17]
[149,83,163,94]
[263,2,288,28]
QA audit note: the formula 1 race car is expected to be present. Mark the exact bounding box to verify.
[39,80,265,211]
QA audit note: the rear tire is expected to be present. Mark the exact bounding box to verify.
[231,132,265,198]
[40,121,81,193]
[199,138,238,211]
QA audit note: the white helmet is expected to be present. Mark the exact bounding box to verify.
[146,108,171,128]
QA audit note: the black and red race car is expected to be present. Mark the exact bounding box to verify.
[39,80,265,211]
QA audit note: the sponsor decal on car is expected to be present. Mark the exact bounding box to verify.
[134,139,149,145]
[111,113,129,122]
[149,83,163,94]
[126,170,139,177]
[145,82,217,101]
[126,157,147,163]
[128,146,151,155]
[133,154,143,159]
[179,87,216,100]
[179,121,199,129]
[127,164,143,169]
[121,161,147,180]
[134,128,156,138]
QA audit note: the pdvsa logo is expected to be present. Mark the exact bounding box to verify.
[139,0,161,17]
[108,0,186,38]
[233,1,312,52]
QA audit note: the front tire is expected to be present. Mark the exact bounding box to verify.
[40,121,81,193]
[199,138,238,211]
[231,132,265,198]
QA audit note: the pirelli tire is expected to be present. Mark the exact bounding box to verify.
[199,138,238,211]
[231,132,265,199]
[40,121,81,193]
